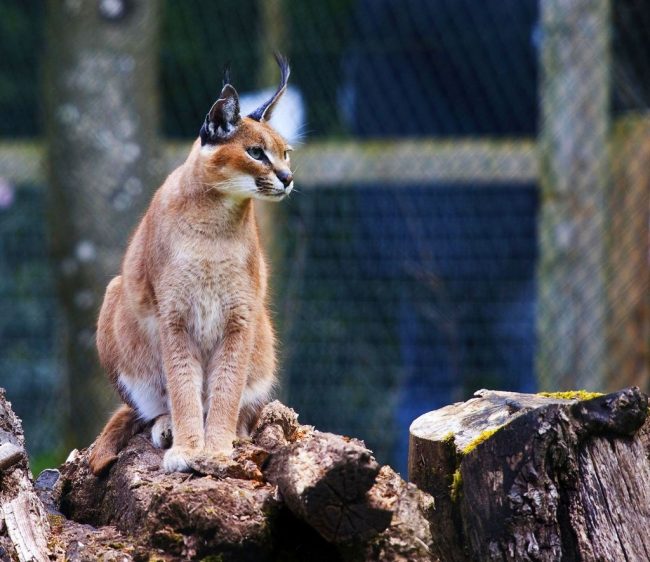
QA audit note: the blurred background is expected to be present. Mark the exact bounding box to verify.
[0,0,649,475]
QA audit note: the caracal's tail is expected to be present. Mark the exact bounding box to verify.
[88,404,143,475]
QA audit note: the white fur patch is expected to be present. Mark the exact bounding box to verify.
[240,377,274,409]
[190,292,226,352]
[272,174,293,195]
[200,143,219,156]
[151,414,173,449]
[118,373,168,422]
[139,314,159,342]
[204,168,292,201]
[163,447,193,473]
[216,172,258,198]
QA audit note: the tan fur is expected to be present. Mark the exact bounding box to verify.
[88,111,293,475]
[88,404,144,474]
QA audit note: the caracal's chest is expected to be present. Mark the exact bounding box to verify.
[168,240,252,352]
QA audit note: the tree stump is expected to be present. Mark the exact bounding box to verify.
[409,387,650,561]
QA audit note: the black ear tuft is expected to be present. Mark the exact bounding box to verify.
[200,83,241,145]
[222,62,231,87]
[248,53,290,122]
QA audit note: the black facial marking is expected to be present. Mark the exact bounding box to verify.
[255,177,273,188]
[199,121,213,145]
[255,177,276,195]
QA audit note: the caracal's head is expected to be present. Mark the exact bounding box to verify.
[197,55,294,201]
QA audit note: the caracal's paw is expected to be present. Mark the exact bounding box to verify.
[151,414,173,449]
[186,449,239,478]
[213,442,234,456]
[201,449,233,464]
[203,432,237,457]
[162,446,197,473]
[201,441,234,459]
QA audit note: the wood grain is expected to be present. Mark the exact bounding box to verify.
[2,493,50,562]
[409,388,650,561]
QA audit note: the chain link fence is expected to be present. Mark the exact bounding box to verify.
[1,0,649,473]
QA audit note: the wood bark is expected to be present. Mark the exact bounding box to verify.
[0,389,50,562]
[6,386,649,561]
[264,432,393,543]
[409,387,650,561]
[43,0,163,448]
[0,393,434,561]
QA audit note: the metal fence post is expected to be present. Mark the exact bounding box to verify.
[537,0,612,390]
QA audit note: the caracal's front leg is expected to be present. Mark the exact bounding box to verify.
[160,320,205,472]
[204,318,253,456]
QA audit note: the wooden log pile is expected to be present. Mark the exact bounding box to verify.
[2,386,650,561]
[0,392,433,561]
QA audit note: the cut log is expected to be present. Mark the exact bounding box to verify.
[58,433,281,561]
[409,387,650,561]
[264,431,392,543]
[357,465,435,562]
[0,390,434,561]
[55,400,436,561]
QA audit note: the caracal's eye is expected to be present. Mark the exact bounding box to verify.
[284,150,289,160]
[246,146,264,160]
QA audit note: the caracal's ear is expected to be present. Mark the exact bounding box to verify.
[200,66,241,145]
[248,53,290,123]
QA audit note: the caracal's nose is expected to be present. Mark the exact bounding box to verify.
[276,169,293,188]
